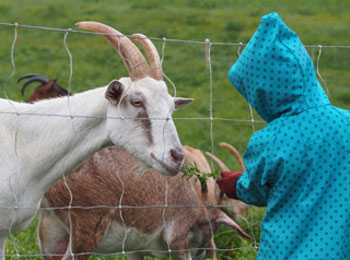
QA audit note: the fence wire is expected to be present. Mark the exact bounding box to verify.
[0,21,348,259]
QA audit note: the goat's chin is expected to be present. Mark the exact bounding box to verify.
[150,152,183,176]
[152,161,182,177]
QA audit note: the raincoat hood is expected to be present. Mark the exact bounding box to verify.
[228,12,330,122]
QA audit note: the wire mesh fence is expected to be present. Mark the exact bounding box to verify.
[0,22,349,259]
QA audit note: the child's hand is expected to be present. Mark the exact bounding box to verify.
[216,171,243,199]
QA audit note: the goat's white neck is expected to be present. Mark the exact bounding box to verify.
[0,86,111,206]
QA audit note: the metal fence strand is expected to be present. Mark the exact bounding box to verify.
[0,20,348,259]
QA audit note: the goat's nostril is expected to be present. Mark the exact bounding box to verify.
[170,149,184,162]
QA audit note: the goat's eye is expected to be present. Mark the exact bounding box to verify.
[131,100,142,107]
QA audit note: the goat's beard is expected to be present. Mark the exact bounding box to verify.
[133,161,149,179]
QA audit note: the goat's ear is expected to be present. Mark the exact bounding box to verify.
[174,97,194,110]
[215,212,252,240]
[105,80,124,105]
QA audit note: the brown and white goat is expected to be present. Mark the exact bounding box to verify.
[37,146,251,260]
[0,22,192,259]
[18,74,70,103]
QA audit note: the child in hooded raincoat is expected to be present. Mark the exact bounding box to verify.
[216,12,350,260]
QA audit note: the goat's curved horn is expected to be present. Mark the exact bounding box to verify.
[18,74,50,84]
[75,22,151,81]
[205,152,230,172]
[18,75,50,96]
[131,33,163,81]
[219,142,246,172]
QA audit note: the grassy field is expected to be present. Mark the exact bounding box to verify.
[0,0,349,259]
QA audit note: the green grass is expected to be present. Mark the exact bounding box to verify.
[1,0,350,259]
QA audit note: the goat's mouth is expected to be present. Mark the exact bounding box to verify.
[151,153,181,176]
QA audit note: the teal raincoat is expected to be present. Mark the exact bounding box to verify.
[228,13,350,260]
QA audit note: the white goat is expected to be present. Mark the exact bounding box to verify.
[0,22,192,258]
[38,146,251,260]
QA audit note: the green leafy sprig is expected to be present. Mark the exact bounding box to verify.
[181,162,221,188]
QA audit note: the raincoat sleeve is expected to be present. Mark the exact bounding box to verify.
[236,124,280,206]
